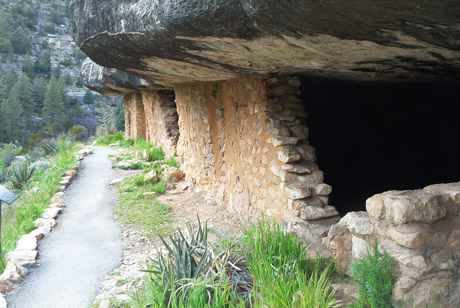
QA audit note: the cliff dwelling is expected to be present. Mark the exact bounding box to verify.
[70,0,460,306]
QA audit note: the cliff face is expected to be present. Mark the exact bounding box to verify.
[71,0,460,87]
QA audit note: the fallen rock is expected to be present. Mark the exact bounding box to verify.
[6,250,38,266]
[144,170,158,183]
[41,207,62,219]
[162,167,185,182]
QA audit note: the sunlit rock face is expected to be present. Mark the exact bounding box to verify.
[71,0,460,89]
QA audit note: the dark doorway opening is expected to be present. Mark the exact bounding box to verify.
[300,77,460,216]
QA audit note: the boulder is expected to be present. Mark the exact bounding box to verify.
[163,167,185,182]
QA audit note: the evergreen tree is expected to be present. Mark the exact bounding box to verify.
[42,76,66,133]
[0,69,18,101]
[10,26,31,54]
[31,77,47,114]
[34,51,51,74]
[9,73,34,134]
[1,90,26,143]
[83,89,94,105]
[22,54,35,78]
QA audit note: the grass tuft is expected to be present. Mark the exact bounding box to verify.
[349,239,395,308]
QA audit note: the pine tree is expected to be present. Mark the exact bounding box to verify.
[10,26,31,54]
[83,89,94,105]
[0,69,18,101]
[1,91,26,143]
[10,74,34,134]
[42,76,66,133]
[31,77,47,114]
[22,54,35,78]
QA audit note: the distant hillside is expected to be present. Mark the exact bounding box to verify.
[0,0,123,146]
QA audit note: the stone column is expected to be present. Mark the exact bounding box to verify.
[123,91,146,140]
[141,90,179,156]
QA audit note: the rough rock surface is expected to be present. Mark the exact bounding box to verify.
[71,0,460,89]
[328,183,460,308]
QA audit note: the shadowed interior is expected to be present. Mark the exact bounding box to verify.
[300,77,460,215]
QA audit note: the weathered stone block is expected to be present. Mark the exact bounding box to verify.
[277,148,301,163]
[315,183,332,196]
[283,182,311,199]
[340,211,374,235]
[300,205,339,220]
[281,160,318,174]
[384,190,448,225]
[271,136,301,147]
[294,143,316,161]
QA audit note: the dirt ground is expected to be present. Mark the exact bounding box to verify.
[93,171,246,306]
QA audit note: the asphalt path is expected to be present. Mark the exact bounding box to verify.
[7,146,123,308]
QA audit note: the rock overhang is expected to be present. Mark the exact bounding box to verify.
[71,0,460,91]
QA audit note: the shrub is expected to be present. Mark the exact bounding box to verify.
[153,181,166,194]
[119,139,134,147]
[37,138,59,155]
[147,147,164,162]
[0,143,21,168]
[112,131,124,142]
[349,240,394,308]
[68,125,88,142]
[0,168,11,184]
[136,220,245,308]
[95,132,111,145]
[9,161,36,190]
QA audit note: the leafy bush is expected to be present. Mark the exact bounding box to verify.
[0,143,21,169]
[147,147,164,162]
[0,168,11,184]
[67,125,88,142]
[349,240,394,308]
[112,131,124,142]
[95,132,111,145]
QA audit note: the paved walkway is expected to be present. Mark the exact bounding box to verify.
[7,146,123,308]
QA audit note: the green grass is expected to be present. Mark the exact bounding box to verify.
[147,147,165,162]
[241,218,339,308]
[95,131,126,145]
[164,157,180,168]
[114,176,172,236]
[349,240,395,308]
[1,141,81,271]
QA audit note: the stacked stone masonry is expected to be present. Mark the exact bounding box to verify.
[328,183,460,307]
[172,75,339,224]
[124,90,179,156]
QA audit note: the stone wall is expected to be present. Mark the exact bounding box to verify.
[328,183,460,307]
[141,90,179,156]
[124,92,146,140]
[173,75,338,226]
[123,90,179,156]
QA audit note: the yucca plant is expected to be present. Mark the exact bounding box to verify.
[9,161,36,190]
[38,138,59,155]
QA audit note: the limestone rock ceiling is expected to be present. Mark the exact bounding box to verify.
[71,0,460,91]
